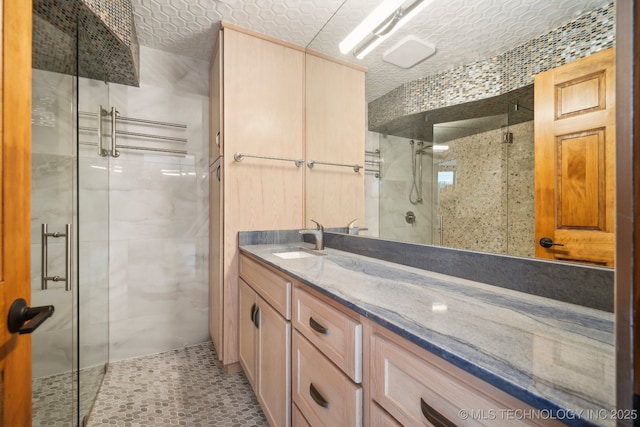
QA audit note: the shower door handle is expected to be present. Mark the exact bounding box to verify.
[110,106,120,157]
[41,224,72,291]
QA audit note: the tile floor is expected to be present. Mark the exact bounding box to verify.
[87,341,268,426]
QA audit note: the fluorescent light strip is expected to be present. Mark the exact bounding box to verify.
[352,0,435,59]
[339,0,405,55]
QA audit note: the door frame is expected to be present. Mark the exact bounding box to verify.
[614,0,636,420]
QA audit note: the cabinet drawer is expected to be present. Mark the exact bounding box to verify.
[293,287,362,382]
[239,254,291,319]
[293,331,362,427]
[370,402,402,427]
[371,333,563,427]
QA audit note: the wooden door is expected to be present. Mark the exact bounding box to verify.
[0,0,33,425]
[534,48,615,266]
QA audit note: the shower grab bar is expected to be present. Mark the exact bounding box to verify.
[307,160,363,173]
[365,149,380,156]
[234,152,304,168]
[110,107,120,158]
[41,224,72,291]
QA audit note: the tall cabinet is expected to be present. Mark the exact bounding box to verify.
[209,23,305,367]
[305,52,366,227]
[209,23,366,371]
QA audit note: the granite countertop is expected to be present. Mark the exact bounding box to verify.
[239,242,615,427]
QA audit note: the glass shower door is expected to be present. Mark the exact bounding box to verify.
[77,19,111,426]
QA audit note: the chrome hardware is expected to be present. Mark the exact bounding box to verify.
[299,220,324,250]
[110,106,120,158]
[347,218,368,235]
[97,106,108,157]
[309,383,329,409]
[405,211,416,224]
[215,131,221,148]
[539,237,564,248]
[41,224,72,291]
[8,298,55,334]
[234,152,304,168]
[307,160,363,173]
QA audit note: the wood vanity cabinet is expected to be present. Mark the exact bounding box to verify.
[304,52,366,227]
[209,23,305,368]
[239,254,293,427]
[292,286,363,427]
[367,323,565,427]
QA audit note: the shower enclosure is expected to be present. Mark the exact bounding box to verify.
[377,104,535,257]
[31,11,110,426]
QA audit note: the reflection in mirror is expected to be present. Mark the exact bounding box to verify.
[308,0,615,261]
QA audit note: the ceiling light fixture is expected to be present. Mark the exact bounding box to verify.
[341,0,434,60]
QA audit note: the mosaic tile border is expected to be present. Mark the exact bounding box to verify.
[369,2,615,130]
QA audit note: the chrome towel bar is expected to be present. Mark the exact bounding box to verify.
[234,152,304,168]
[307,160,363,173]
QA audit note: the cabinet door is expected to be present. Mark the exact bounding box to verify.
[305,53,365,227]
[223,28,305,231]
[257,300,292,427]
[238,279,258,390]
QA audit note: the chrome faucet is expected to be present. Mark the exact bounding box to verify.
[347,218,368,235]
[299,219,324,250]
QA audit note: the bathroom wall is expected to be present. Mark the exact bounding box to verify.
[378,135,434,244]
[437,121,534,256]
[364,130,380,236]
[107,46,210,361]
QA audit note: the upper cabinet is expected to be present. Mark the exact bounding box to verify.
[305,52,366,228]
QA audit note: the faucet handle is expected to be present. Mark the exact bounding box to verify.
[347,218,358,230]
[310,219,324,231]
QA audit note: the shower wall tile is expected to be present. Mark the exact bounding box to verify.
[364,129,380,236]
[108,46,210,362]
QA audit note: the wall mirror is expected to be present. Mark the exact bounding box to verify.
[306,0,615,266]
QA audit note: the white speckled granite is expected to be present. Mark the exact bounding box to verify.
[239,243,614,427]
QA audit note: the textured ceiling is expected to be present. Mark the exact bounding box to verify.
[131,0,612,100]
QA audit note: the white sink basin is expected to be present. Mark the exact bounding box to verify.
[272,248,326,259]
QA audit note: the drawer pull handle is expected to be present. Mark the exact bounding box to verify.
[420,398,456,427]
[309,383,329,409]
[253,307,260,328]
[250,303,257,324]
[309,317,328,335]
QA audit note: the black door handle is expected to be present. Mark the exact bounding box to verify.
[539,237,565,248]
[7,298,54,334]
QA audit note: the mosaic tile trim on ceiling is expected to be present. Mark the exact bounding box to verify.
[33,0,140,87]
[368,2,615,131]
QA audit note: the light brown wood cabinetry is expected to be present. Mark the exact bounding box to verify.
[292,286,362,382]
[292,286,364,427]
[368,324,564,427]
[305,52,366,227]
[293,330,363,427]
[209,24,305,368]
[239,255,292,427]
